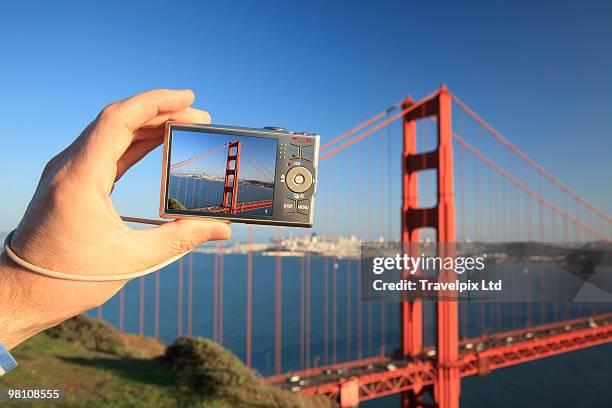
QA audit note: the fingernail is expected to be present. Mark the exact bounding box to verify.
[180,89,195,100]
[210,222,231,240]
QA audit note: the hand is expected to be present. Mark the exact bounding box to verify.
[0,89,231,349]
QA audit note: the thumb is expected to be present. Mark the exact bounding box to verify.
[137,219,231,262]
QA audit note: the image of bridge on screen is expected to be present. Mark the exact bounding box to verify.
[167,130,277,216]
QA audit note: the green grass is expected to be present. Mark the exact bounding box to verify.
[0,316,331,408]
[1,333,181,408]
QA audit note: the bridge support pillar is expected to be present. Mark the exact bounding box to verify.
[401,85,459,408]
[401,96,423,358]
[222,140,242,213]
[434,85,460,408]
[401,96,426,408]
[339,378,360,407]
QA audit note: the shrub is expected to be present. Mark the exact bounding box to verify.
[46,315,131,356]
[165,337,331,408]
[168,197,187,210]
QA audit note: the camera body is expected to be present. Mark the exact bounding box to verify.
[160,123,319,227]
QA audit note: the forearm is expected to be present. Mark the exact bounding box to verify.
[0,252,124,350]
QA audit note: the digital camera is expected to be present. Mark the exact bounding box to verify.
[160,123,319,227]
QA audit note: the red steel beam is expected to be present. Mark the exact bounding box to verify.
[139,276,145,336]
[324,257,329,364]
[154,271,160,338]
[306,255,312,369]
[177,258,183,337]
[435,85,460,408]
[119,289,125,332]
[219,248,224,344]
[401,96,422,358]
[269,313,612,384]
[290,315,612,404]
[246,225,253,367]
[300,256,305,368]
[222,141,241,211]
[266,355,391,385]
[213,253,218,342]
[458,323,612,376]
[399,85,460,408]
[401,95,425,408]
[187,253,193,336]
[193,200,273,214]
[275,232,283,374]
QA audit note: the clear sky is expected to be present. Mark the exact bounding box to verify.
[1,0,610,241]
[170,130,277,182]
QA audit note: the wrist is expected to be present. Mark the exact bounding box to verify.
[0,253,62,350]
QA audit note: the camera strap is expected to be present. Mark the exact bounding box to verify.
[3,230,188,282]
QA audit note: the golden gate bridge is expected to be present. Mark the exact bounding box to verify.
[97,85,611,408]
[170,139,274,214]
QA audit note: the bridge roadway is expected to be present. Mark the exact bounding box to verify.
[267,312,612,405]
[193,200,273,214]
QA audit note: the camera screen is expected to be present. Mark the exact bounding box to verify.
[166,129,277,218]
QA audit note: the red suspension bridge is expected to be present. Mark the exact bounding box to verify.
[97,85,611,407]
[170,138,274,214]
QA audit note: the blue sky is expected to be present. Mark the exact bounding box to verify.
[0,0,610,241]
[170,130,277,182]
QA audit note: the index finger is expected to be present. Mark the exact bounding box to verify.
[88,89,195,164]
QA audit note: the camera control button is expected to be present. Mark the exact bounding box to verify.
[294,174,305,185]
[287,191,305,200]
[283,200,296,214]
[286,166,313,193]
[286,145,300,159]
[290,135,314,146]
[301,145,314,162]
[297,200,310,215]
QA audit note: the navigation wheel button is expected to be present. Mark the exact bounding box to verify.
[285,166,313,193]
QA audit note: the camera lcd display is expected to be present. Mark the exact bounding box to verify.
[165,129,277,218]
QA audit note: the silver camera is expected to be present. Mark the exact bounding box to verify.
[160,123,319,227]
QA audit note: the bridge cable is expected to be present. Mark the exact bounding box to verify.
[451,93,612,225]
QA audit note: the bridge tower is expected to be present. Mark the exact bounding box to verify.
[222,140,242,213]
[401,85,459,408]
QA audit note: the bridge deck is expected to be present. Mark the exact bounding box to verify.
[193,200,273,214]
[267,312,612,403]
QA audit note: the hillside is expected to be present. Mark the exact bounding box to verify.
[0,315,331,408]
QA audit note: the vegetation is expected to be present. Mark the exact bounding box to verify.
[0,315,331,408]
[46,314,133,357]
[165,337,331,408]
[168,197,187,211]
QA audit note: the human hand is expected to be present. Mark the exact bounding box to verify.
[0,89,231,349]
